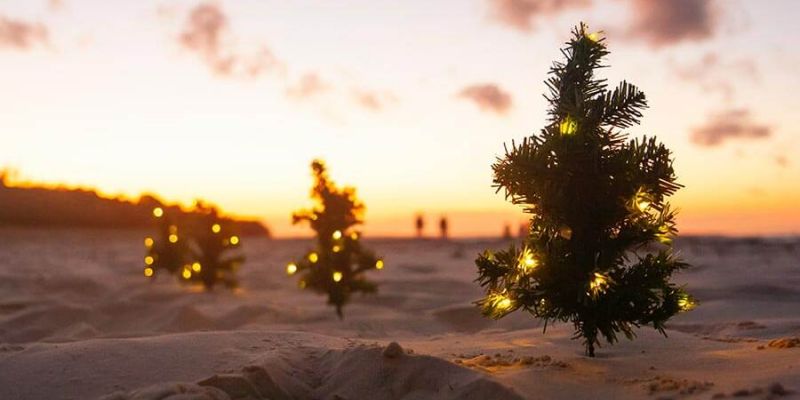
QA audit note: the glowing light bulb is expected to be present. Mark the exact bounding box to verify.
[212,224,221,233]
[631,188,653,213]
[350,232,359,240]
[182,269,192,279]
[375,259,384,270]
[332,271,343,282]
[152,207,163,218]
[518,247,538,273]
[308,252,318,263]
[144,256,154,265]
[332,230,342,240]
[144,267,154,277]
[299,280,307,289]
[169,234,178,243]
[144,237,154,248]
[286,263,297,275]
[559,115,578,135]
[191,262,201,272]
[586,31,604,42]
[637,199,651,212]
[332,245,341,253]
[487,292,513,312]
[589,273,609,295]
[677,295,696,311]
[230,236,239,245]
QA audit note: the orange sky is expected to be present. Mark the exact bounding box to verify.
[1,0,798,237]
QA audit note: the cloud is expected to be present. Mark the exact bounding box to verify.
[671,52,759,101]
[690,109,771,147]
[178,2,283,78]
[0,15,48,50]
[286,73,330,100]
[352,89,397,112]
[486,0,590,31]
[458,84,512,114]
[626,0,719,47]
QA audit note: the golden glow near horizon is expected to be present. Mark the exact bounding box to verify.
[1,1,799,237]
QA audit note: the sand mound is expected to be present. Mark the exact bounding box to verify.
[96,335,523,400]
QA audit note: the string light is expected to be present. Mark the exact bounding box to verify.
[230,236,239,245]
[286,263,298,275]
[191,262,202,272]
[144,237,154,248]
[350,232,359,240]
[586,31,604,42]
[144,267,154,277]
[308,252,319,263]
[332,230,342,240]
[677,294,696,311]
[152,207,163,218]
[332,245,341,253]
[212,224,221,233]
[518,246,538,273]
[589,273,609,296]
[656,225,672,245]
[375,259,384,270]
[144,256,154,265]
[486,291,513,313]
[631,188,652,213]
[169,234,179,243]
[182,268,192,280]
[559,115,578,135]
[332,271,343,282]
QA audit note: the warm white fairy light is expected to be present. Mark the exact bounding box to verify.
[230,236,239,245]
[589,273,609,295]
[182,268,192,279]
[332,230,342,240]
[375,259,384,270]
[144,267,154,277]
[332,245,341,253]
[212,224,221,233]
[559,115,578,135]
[332,271,343,282]
[308,252,319,263]
[286,263,297,275]
[191,262,202,272]
[169,234,178,243]
[144,256,154,265]
[518,246,538,273]
[144,237,154,248]
[152,207,163,218]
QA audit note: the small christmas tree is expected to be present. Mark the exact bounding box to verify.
[287,159,383,317]
[474,24,694,357]
[186,203,245,289]
[143,203,245,289]
[144,206,191,279]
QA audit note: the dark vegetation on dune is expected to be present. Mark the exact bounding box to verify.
[0,173,270,236]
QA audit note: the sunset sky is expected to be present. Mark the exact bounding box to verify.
[1,0,798,237]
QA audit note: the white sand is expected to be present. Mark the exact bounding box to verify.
[0,228,798,399]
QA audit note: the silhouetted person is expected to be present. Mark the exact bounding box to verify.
[415,214,425,238]
[439,216,449,240]
[503,224,512,240]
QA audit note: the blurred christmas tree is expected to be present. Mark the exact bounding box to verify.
[186,203,244,289]
[474,24,694,357]
[143,206,190,279]
[143,203,245,289]
[287,159,383,317]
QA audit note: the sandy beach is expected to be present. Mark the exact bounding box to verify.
[0,228,797,399]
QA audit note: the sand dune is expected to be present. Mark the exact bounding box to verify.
[0,228,798,399]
